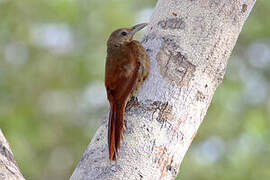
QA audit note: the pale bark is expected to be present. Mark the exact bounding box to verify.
[70,0,256,179]
[0,129,25,180]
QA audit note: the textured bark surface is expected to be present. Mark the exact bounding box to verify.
[0,129,25,180]
[70,0,256,179]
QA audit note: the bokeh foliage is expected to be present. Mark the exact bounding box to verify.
[0,0,269,179]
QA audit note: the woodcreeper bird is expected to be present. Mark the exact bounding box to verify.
[105,23,150,161]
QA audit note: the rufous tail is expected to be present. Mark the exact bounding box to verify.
[108,103,125,161]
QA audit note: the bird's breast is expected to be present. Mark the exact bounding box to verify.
[107,47,137,77]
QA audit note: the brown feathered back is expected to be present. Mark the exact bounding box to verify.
[105,25,149,160]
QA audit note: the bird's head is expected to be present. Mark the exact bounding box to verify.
[107,23,148,48]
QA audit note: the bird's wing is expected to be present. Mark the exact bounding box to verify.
[105,46,140,160]
[105,49,139,101]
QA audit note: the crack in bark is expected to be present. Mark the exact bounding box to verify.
[158,18,186,30]
[157,43,196,86]
[242,4,248,13]
[196,91,206,102]
[127,98,173,124]
[0,143,17,168]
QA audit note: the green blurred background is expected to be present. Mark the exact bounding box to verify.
[0,0,269,179]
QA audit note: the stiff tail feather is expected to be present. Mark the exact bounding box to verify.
[108,103,125,161]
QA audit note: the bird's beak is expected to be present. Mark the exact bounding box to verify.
[129,23,148,37]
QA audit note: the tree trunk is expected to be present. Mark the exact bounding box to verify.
[70,0,256,179]
[0,129,25,180]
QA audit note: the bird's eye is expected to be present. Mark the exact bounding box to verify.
[121,31,127,36]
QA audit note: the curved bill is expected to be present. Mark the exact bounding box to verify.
[129,23,148,36]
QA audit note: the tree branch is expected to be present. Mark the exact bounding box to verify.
[0,129,25,180]
[70,0,256,179]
